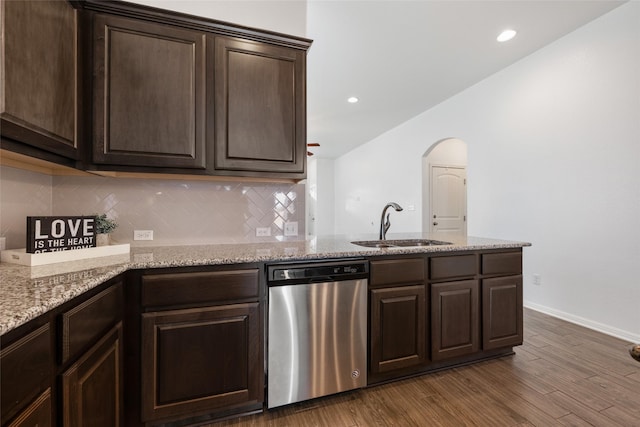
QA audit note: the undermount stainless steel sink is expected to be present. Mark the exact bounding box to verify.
[351,239,452,248]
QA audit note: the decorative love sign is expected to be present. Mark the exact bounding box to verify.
[26,216,96,253]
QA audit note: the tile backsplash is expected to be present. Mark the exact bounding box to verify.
[0,165,305,249]
[0,166,53,249]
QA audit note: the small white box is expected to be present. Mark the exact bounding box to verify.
[1,244,130,266]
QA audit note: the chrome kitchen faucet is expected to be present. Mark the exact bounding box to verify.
[379,202,403,240]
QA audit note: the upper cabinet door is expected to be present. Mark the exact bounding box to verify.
[92,14,206,170]
[0,0,79,161]
[213,37,306,177]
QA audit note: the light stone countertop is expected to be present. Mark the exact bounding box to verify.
[0,234,531,336]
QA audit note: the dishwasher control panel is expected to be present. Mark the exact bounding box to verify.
[267,259,369,284]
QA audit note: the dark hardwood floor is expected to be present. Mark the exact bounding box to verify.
[210,309,639,426]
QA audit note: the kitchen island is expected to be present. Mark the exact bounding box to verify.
[0,234,529,426]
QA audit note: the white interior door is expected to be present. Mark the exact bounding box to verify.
[430,166,466,236]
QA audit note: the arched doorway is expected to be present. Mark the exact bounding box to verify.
[421,138,468,236]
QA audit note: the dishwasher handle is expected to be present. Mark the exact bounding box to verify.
[308,276,336,283]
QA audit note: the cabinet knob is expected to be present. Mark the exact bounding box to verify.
[433,222,438,226]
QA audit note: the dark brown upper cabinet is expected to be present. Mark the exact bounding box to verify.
[84,0,311,179]
[0,0,81,165]
[91,13,207,170]
[212,37,306,178]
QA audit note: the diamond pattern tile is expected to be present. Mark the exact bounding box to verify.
[1,166,306,247]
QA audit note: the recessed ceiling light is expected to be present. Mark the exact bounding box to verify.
[347,97,359,103]
[497,29,517,42]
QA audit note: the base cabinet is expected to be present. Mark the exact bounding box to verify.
[61,323,123,427]
[140,304,261,422]
[1,278,123,427]
[134,266,264,425]
[368,258,428,382]
[369,249,523,384]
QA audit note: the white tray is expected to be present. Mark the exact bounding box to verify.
[1,244,130,266]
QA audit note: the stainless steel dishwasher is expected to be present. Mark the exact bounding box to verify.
[266,259,368,408]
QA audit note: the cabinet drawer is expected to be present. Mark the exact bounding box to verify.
[141,269,260,307]
[1,324,51,425]
[60,282,123,364]
[430,254,477,281]
[482,251,522,276]
[370,258,425,287]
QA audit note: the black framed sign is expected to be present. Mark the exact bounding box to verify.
[26,216,96,253]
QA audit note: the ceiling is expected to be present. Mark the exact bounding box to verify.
[305,0,626,159]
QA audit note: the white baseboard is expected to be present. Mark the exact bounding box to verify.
[524,301,640,343]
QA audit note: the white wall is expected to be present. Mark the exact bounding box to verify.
[307,158,335,236]
[333,2,640,342]
[314,158,335,236]
[421,138,468,233]
[128,0,307,37]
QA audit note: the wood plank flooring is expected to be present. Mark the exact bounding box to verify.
[209,309,639,426]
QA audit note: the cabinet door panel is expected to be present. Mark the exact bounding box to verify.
[93,14,206,169]
[213,37,305,175]
[1,0,78,159]
[482,276,523,350]
[61,322,123,427]
[370,285,426,373]
[431,280,479,361]
[6,388,52,427]
[0,324,51,425]
[141,303,262,422]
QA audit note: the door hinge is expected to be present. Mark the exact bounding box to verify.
[464,215,466,221]
[464,179,466,185]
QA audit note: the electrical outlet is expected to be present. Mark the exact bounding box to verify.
[533,274,541,286]
[134,230,154,241]
[256,227,271,237]
[284,222,298,237]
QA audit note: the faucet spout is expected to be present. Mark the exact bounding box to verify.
[379,202,403,240]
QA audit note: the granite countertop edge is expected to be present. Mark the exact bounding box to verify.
[0,235,531,336]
